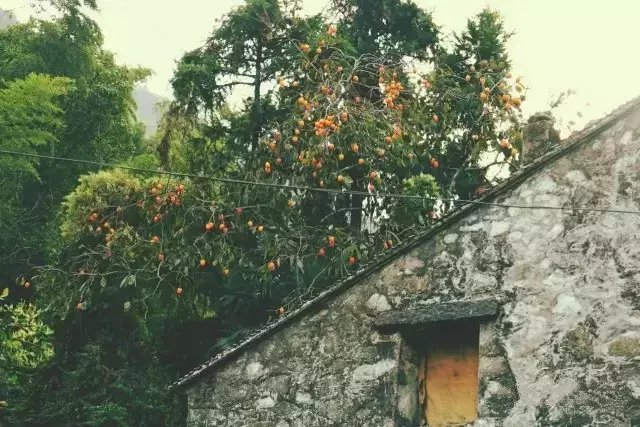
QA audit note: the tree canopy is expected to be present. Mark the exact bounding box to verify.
[0,7,149,289]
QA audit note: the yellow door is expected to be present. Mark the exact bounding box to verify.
[424,322,479,427]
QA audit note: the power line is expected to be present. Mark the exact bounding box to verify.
[1,148,639,215]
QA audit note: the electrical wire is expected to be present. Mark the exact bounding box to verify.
[1,148,639,215]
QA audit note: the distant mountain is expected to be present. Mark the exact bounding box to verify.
[133,85,166,137]
[0,8,18,29]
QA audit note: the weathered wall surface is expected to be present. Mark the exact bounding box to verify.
[186,105,640,426]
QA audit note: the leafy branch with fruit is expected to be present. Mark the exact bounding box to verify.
[30,16,526,333]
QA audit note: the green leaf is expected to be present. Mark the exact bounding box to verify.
[1,288,8,298]
[202,309,216,319]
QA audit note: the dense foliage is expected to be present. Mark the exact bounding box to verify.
[0,74,71,266]
[0,287,54,416]
[0,3,148,287]
[0,2,151,424]
[1,1,529,425]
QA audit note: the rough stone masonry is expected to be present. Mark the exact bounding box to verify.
[179,99,640,426]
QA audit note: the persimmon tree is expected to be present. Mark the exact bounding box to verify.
[262,9,526,230]
[17,5,529,425]
[34,9,526,325]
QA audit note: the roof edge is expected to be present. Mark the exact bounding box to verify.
[169,95,640,393]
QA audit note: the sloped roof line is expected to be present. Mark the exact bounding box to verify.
[169,95,640,392]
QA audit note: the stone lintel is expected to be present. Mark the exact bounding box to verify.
[374,298,499,332]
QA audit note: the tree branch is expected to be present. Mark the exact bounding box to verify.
[216,81,255,89]
[320,206,364,224]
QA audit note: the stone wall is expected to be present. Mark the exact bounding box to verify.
[185,105,640,426]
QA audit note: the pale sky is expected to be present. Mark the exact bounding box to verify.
[3,0,640,132]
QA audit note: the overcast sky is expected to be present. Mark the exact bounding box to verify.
[3,0,640,132]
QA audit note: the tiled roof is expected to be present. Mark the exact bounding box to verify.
[169,95,640,392]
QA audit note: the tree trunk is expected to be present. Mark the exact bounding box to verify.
[157,103,179,169]
[157,129,171,169]
[251,38,263,152]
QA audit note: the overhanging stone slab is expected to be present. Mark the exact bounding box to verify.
[374,298,499,332]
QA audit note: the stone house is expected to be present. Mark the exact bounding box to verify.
[171,97,640,427]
